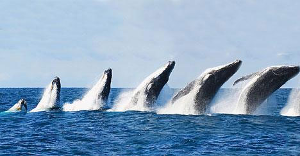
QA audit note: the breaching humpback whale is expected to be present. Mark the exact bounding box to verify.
[63,68,112,111]
[234,65,300,114]
[170,60,242,114]
[6,99,27,112]
[97,68,112,103]
[30,77,61,112]
[130,61,175,108]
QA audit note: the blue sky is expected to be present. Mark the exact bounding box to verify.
[0,0,300,88]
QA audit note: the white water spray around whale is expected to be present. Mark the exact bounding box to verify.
[281,88,300,116]
[157,82,203,115]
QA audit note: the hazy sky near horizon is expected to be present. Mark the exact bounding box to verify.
[0,0,300,88]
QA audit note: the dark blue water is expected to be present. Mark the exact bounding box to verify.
[0,88,300,155]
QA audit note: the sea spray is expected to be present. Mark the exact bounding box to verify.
[63,69,112,111]
[157,86,199,115]
[209,87,245,114]
[109,86,172,112]
[155,84,175,108]
[280,88,300,116]
[109,89,150,112]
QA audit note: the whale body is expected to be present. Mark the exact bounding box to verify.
[130,61,175,108]
[30,77,61,112]
[63,68,112,111]
[170,60,242,114]
[234,65,300,114]
[6,99,27,112]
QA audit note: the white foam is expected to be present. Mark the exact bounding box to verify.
[281,88,300,116]
[209,87,245,114]
[217,70,263,115]
[157,84,199,115]
[63,73,108,111]
[30,83,59,112]
[155,84,174,107]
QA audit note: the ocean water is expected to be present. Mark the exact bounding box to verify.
[0,88,300,155]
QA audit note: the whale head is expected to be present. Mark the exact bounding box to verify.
[51,76,61,108]
[11,99,27,112]
[201,60,242,87]
[270,66,300,80]
[99,68,113,102]
[162,61,176,76]
[131,61,175,107]
[104,68,112,80]
[51,77,61,93]
[185,60,242,113]
[20,99,27,112]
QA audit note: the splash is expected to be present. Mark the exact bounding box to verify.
[109,89,150,112]
[280,88,300,116]
[63,73,109,111]
[157,86,199,115]
[155,84,175,108]
[209,87,245,114]
[210,73,264,115]
[30,83,59,112]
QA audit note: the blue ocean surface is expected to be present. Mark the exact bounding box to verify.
[0,88,299,155]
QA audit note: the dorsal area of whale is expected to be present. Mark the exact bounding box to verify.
[170,60,242,114]
[129,61,175,109]
[6,99,27,112]
[234,65,300,114]
[30,77,61,112]
[63,68,112,111]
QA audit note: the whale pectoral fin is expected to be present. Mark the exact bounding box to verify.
[171,80,197,103]
[233,72,259,86]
